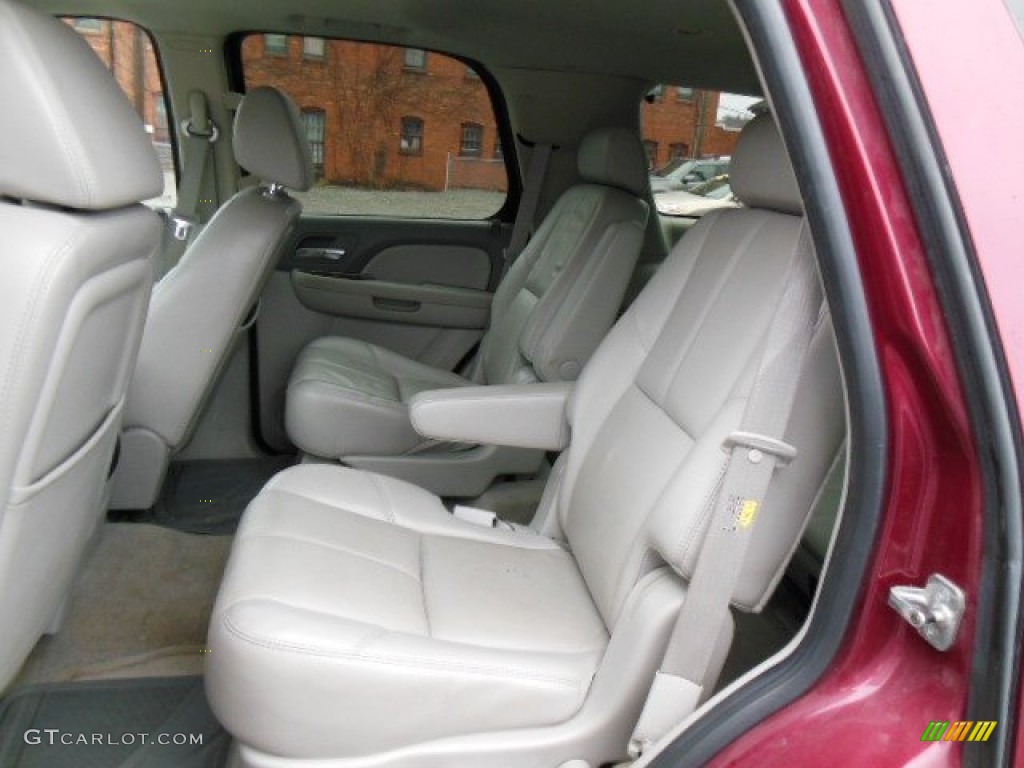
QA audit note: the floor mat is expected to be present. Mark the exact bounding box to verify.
[15,524,231,687]
[113,457,293,535]
[0,676,230,768]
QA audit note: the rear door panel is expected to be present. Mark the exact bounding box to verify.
[255,216,507,451]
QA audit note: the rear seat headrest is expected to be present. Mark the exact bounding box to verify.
[234,86,314,192]
[577,127,649,197]
[730,112,802,215]
[0,1,163,210]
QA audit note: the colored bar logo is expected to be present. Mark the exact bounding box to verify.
[921,721,997,742]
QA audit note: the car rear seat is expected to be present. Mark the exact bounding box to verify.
[205,113,846,767]
[284,127,650,496]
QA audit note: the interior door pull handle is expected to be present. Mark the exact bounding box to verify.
[296,247,347,261]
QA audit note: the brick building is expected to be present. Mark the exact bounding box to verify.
[242,36,507,191]
[640,86,742,170]
[71,21,743,194]
[243,35,744,191]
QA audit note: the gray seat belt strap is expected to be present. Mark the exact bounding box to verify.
[628,224,824,758]
[160,90,218,278]
[502,140,552,275]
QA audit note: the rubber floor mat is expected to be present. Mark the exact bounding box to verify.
[0,676,230,768]
[111,456,293,534]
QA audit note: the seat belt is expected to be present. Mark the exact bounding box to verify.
[158,90,219,279]
[628,225,825,758]
[502,138,552,276]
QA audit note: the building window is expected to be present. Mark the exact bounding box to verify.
[72,17,103,32]
[400,116,424,155]
[642,140,658,170]
[459,123,483,157]
[668,142,689,160]
[403,48,427,71]
[493,139,503,159]
[303,37,326,59]
[302,109,326,179]
[648,84,665,102]
[677,86,696,101]
[264,34,288,55]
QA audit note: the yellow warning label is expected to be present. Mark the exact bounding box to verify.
[737,499,760,529]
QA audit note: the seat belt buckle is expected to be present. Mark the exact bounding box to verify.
[724,430,798,465]
[170,215,197,242]
[453,505,499,528]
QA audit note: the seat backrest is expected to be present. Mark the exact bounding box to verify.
[124,87,313,454]
[478,128,650,385]
[0,0,163,689]
[550,114,845,628]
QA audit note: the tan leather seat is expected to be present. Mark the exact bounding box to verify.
[110,86,314,510]
[0,0,163,690]
[205,114,846,766]
[284,127,650,495]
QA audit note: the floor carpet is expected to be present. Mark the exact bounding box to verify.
[0,676,230,768]
[110,457,293,535]
[14,523,232,688]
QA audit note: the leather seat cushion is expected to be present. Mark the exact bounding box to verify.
[206,464,609,758]
[285,337,471,458]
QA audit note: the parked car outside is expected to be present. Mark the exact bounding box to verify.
[649,156,731,193]
[653,174,739,217]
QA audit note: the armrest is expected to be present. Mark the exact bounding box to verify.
[409,383,573,451]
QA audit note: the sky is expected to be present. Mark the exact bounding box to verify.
[717,93,761,122]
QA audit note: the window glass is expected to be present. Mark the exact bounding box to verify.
[302,109,326,178]
[460,123,483,157]
[65,18,177,209]
[72,17,103,32]
[264,34,288,55]
[241,37,509,219]
[641,87,757,217]
[303,37,326,59]
[403,48,427,70]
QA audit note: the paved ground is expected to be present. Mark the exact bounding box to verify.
[294,186,507,219]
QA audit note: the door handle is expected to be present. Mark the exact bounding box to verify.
[296,247,348,261]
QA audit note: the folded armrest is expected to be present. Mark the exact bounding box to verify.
[409,383,573,451]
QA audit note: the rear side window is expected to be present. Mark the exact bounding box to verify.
[240,36,509,220]
[643,86,757,217]
[65,18,177,209]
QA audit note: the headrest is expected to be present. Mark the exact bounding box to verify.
[577,127,649,197]
[0,1,163,209]
[233,87,314,191]
[730,112,803,214]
